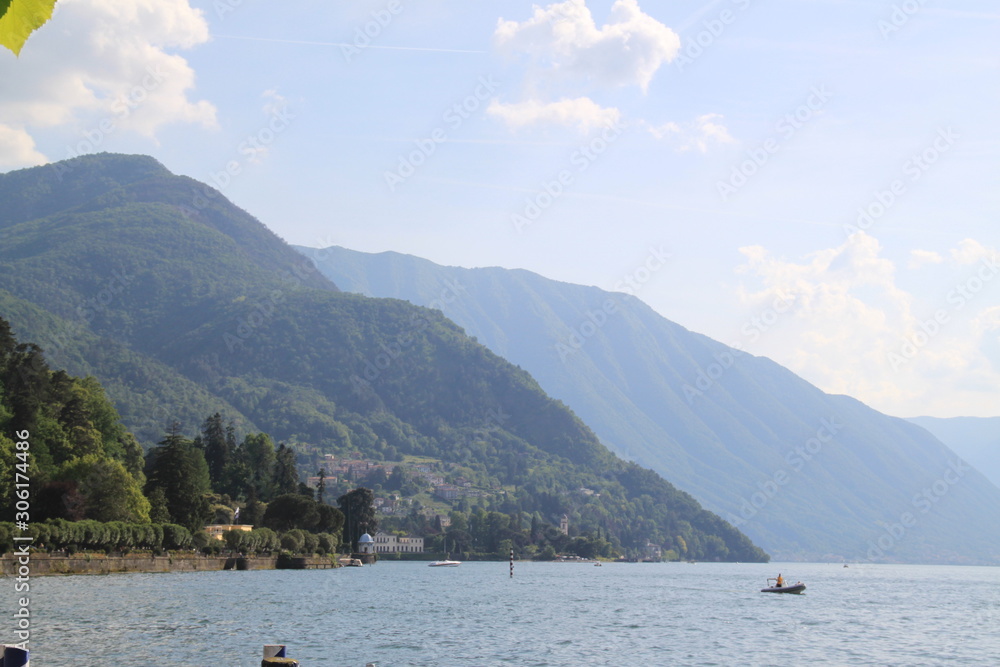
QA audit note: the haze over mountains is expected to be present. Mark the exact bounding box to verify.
[298,246,1000,564]
[907,417,1000,491]
[0,153,768,562]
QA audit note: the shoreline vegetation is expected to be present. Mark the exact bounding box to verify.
[0,552,342,576]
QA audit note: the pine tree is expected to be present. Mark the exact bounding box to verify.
[338,487,378,551]
[272,443,300,497]
[144,423,212,531]
[317,468,327,504]
[200,413,230,490]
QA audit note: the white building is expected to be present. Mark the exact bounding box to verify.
[357,533,375,555]
[372,531,424,554]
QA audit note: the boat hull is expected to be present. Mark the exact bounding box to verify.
[761,583,806,594]
[429,560,461,567]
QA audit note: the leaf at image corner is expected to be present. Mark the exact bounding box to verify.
[0,0,58,57]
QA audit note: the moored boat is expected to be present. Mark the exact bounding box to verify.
[428,560,461,567]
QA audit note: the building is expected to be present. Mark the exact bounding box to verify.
[357,533,375,555]
[560,514,569,536]
[372,531,425,554]
[204,524,254,541]
[434,484,461,501]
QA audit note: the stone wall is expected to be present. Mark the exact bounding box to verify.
[0,553,281,576]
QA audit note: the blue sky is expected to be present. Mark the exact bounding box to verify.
[1,0,998,418]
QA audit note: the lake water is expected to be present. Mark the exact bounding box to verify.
[8,561,1000,665]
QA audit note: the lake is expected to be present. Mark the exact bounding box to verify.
[8,561,1000,665]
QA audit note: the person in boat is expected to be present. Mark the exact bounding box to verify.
[775,573,784,587]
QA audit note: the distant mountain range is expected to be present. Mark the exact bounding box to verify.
[297,245,1000,564]
[0,153,768,562]
[907,416,1000,490]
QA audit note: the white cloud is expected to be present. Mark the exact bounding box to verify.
[909,249,944,269]
[261,89,288,118]
[487,97,620,133]
[0,124,47,167]
[495,0,680,92]
[0,0,216,166]
[647,113,735,152]
[734,232,1000,417]
[950,238,992,265]
[491,0,678,133]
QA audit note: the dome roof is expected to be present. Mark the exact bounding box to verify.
[358,533,374,543]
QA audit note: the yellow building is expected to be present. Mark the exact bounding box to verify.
[204,524,254,541]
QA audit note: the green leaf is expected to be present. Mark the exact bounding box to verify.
[0,0,57,57]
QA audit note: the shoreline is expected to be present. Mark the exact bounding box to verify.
[0,553,340,576]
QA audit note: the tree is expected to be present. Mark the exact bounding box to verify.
[261,493,344,537]
[316,468,327,504]
[263,494,318,533]
[56,455,150,523]
[316,504,344,535]
[34,481,85,521]
[200,413,230,490]
[217,431,280,501]
[241,433,276,500]
[144,424,212,531]
[338,487,377,551]
[272,443,300,497]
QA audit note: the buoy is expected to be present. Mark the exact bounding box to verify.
[262,645,298,666]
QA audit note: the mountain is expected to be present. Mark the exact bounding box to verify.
[296,245,1000,564]
[0,153,768,562]
[907,416,1000,490]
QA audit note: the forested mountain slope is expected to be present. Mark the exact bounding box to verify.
[0,153,767,561]
[298,245,1000,564]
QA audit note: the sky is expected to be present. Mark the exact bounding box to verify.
[0,0,998,419]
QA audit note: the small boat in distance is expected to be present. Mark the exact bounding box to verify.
[761,577,806,594]
[428,560,461,567]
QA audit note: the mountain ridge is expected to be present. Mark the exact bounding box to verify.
[298,244,1000,564]
[0,153,768,562]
